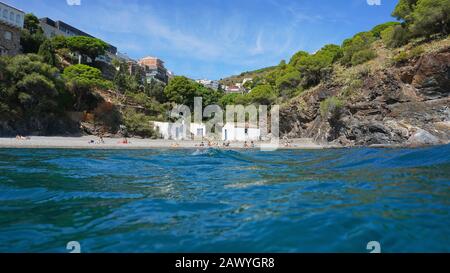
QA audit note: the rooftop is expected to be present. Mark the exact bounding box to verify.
[0,1,25,14]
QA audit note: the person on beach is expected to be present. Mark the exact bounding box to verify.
[243,141,249,148]
[16,135,28,140]
[250,141,255,148]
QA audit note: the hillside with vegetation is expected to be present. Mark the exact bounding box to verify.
[0,14,222,138]
[0,0,449,146]
[219,66,277,86]
[222,0,450,146]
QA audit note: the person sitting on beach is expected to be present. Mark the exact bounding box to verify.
[243,141,249,148]
[16,135,27,140]
[89,139,95,144]
[199,141,205,147]
[99,136,105,144]
[250,141,255,148]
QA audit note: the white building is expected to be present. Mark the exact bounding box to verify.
[224,85,243,94]
[153,121,207,140]
[196,79,220,90]
[222,122,261,142]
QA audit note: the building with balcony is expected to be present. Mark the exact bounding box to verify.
[0,1,24,56]
[138,56,169,84]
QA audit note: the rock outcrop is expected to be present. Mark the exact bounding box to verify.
[281,46,450,147]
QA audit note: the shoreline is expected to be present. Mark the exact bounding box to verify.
[0,136,446,150]
[0,136,327,150]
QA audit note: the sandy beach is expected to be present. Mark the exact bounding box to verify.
[0,136,326,150]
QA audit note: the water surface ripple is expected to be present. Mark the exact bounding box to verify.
[0,145,449,252]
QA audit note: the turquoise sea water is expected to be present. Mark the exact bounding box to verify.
[0,145,449,253]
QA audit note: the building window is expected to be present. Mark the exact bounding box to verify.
[0,46,7,56]
[4,31,12,41]
[3,10,7,19]
[16,14,20,24]
[9,11,14,21]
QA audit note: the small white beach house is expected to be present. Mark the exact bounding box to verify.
[222,122,260,142]
[153,121,207,140]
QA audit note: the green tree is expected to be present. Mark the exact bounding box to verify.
[275,70,302,99]
[289,51,309,68]
[410,0,450,36]
[296,44,342,87]
[371,22,401,37]
[219,93,240,108]
[164,76,199,106]
[50,35,68,50]
[63,64,107,87]
[144,79,166,102]
[392,0,418,24]
[66,36,109,62]
[247,85,277,105]
[341,32,377,66]
[20,14,47,54]
[0,54,69,120]
[122,108,155,138]
[38,39,56,66]
[381,25,411,48]
[63,64,111,111]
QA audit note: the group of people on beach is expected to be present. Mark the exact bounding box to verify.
[88,136,105,145]
[192,140,255,149]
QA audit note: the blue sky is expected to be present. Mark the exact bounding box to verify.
[6,0,398,80]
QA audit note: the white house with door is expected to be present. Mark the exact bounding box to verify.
[153,121,206,140]
[153,121,186,140]
[222,122,261,142]
[190,122,206,139]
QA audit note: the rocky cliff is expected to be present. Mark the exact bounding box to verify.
[280,40,450,147]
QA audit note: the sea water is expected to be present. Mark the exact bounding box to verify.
[0,145,449,252]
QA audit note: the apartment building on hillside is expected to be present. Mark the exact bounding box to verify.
[138,56,169,84]
[0,1,24,56]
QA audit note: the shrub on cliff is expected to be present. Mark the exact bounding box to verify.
[341,32,377,66]
[247,85,278,105]
[296,44,343,87]
[371,22,401,38]
[122,108,155,138]
[320,97,344,121]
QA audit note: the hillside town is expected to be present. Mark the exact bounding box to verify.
[0,1,264,143]
[0,1,253,92]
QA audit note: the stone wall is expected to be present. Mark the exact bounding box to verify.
[0,22,21,56]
